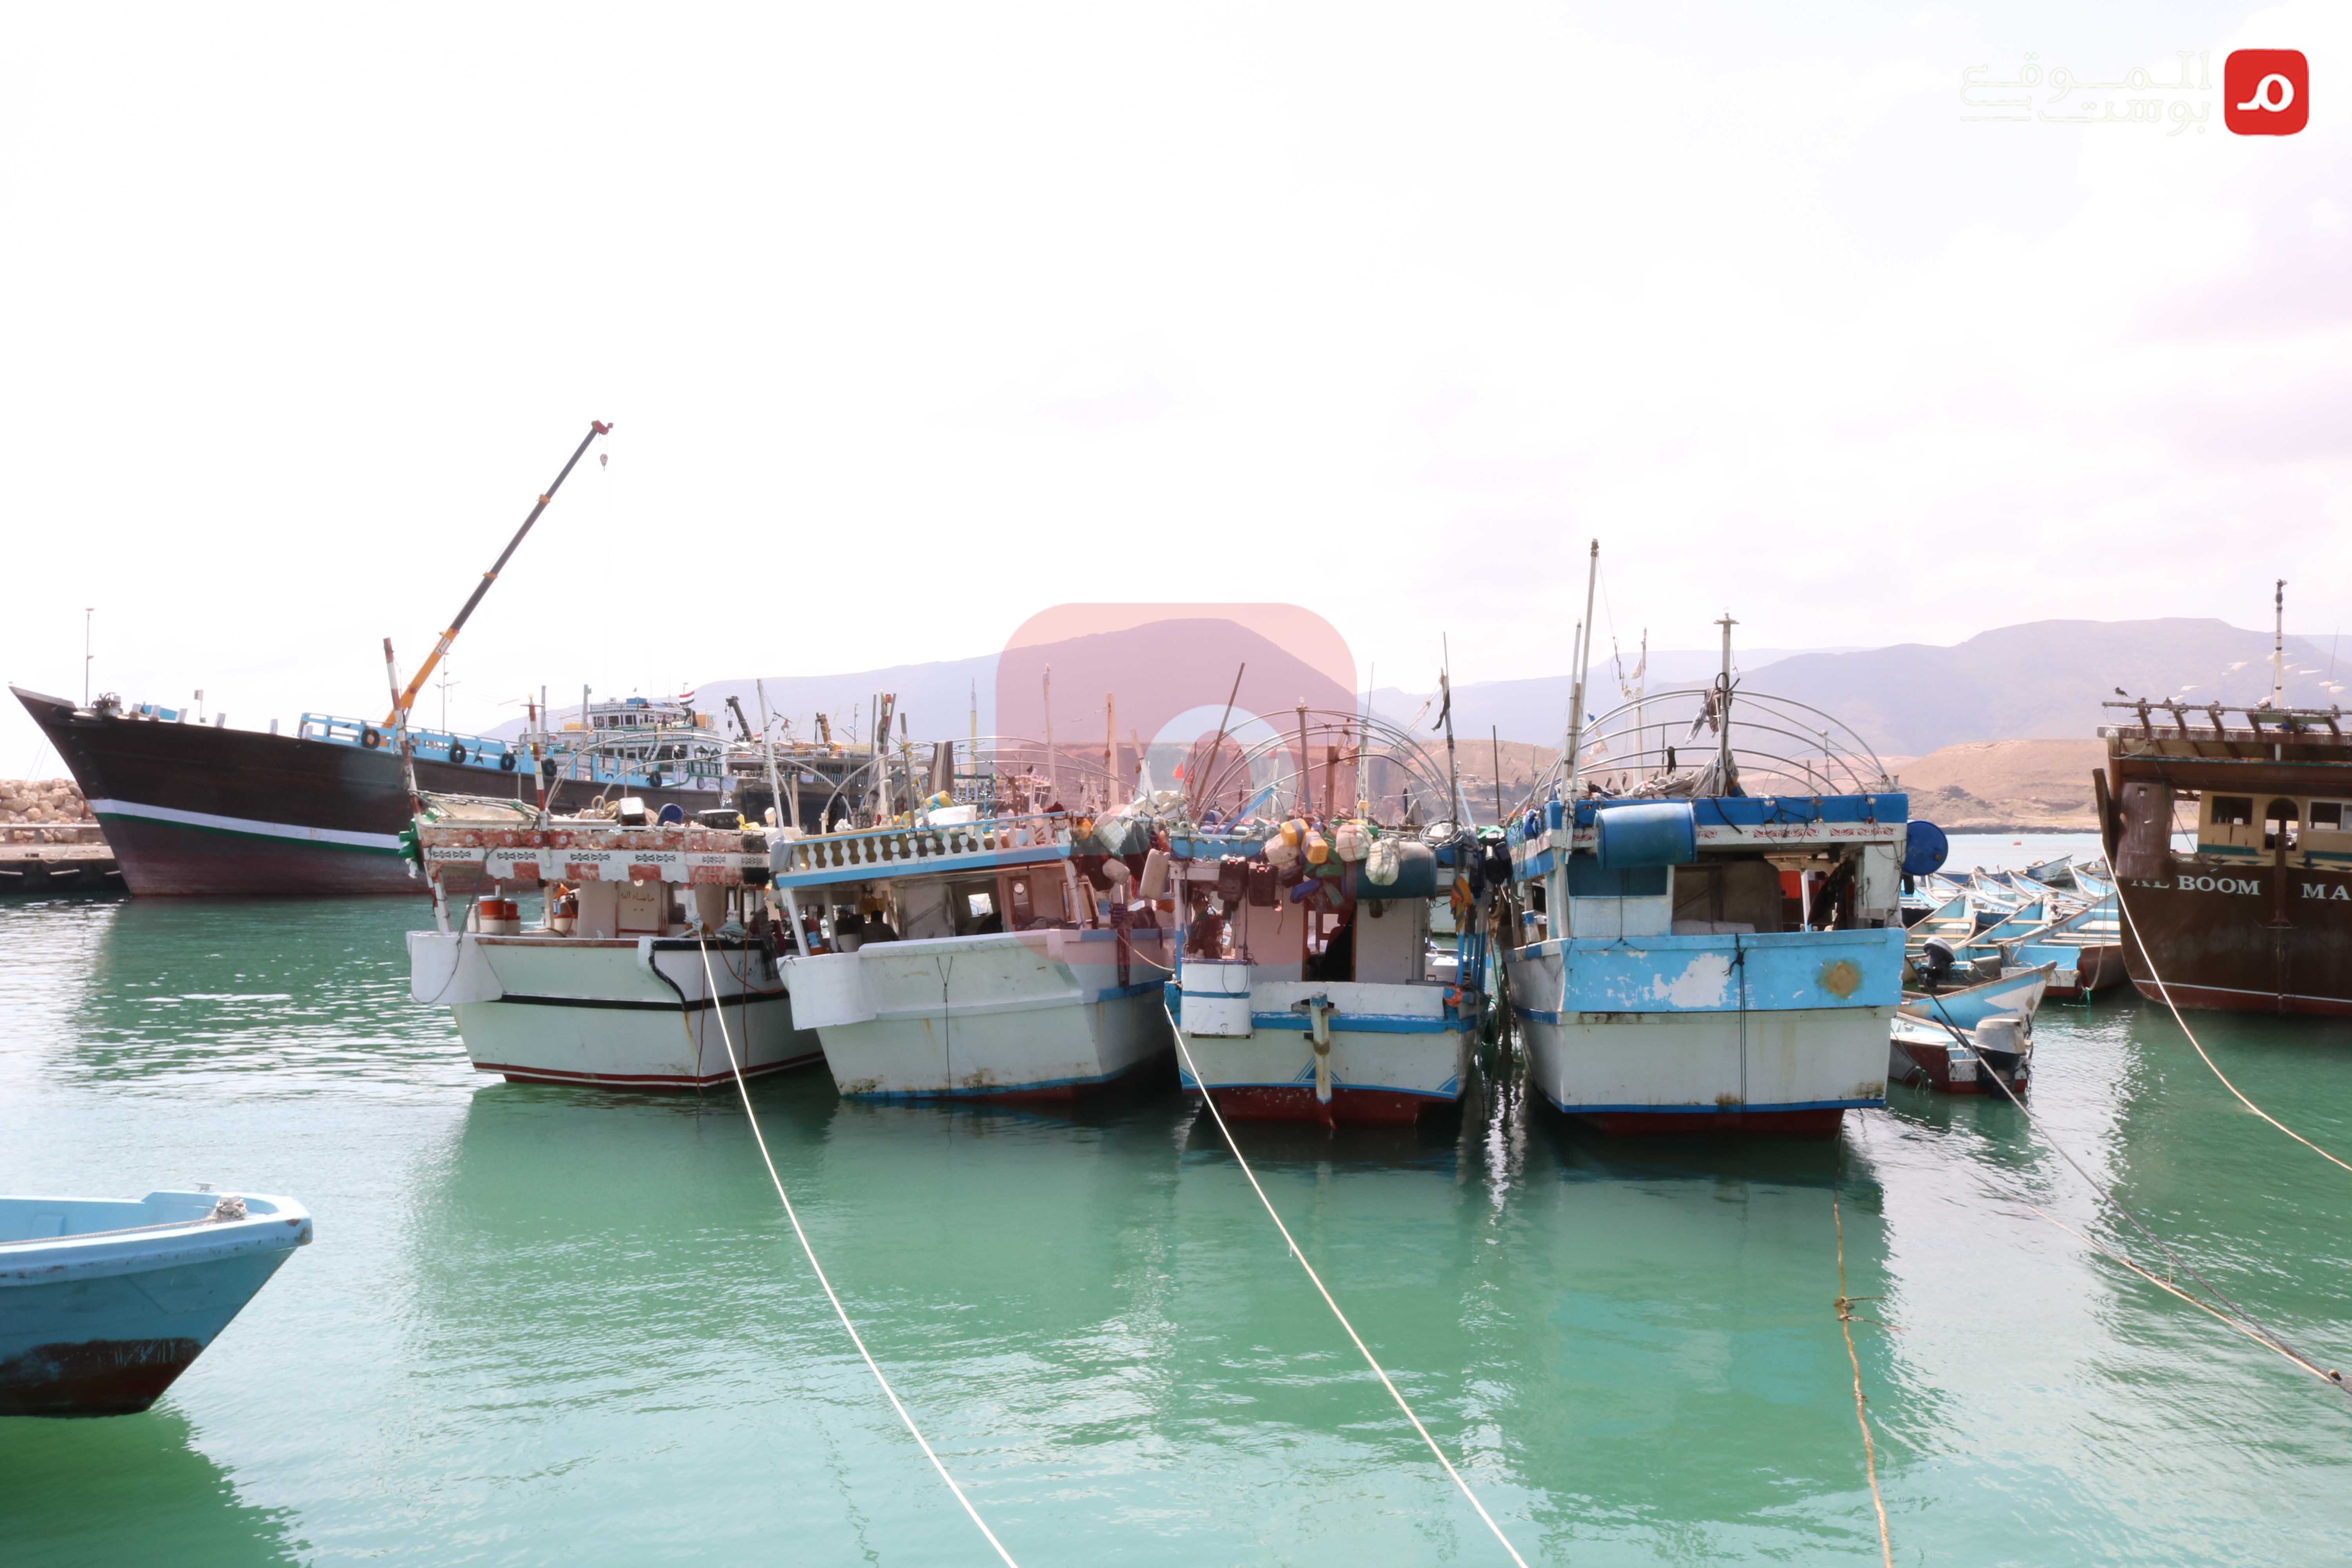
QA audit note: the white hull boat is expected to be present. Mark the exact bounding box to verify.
[790,929,1171,1100]
[409,797,821,1089]
[410,930,820,1088]
[773,809,1173,1102]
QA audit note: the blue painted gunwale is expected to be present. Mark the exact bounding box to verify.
[1511,927,1904,1015]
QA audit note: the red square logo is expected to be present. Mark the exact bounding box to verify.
[2225,49,2308,135]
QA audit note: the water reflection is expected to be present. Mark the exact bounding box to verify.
[60,896,461,1091]
[0,1402,304,1566]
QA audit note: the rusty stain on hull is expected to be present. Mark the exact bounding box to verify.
[0,1336,203,1417]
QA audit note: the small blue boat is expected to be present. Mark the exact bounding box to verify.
[1,1189,311,1417]
[1901,959,2055,1029]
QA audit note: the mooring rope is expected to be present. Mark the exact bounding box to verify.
[1164,1001,1532,1568]
[695,936,1023,1566]
[1916,995,2349,1399]
[1831,1194,1894,1568]
[2110,879,2352,1176]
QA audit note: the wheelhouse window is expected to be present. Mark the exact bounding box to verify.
[2309,801,2347,833]
[2207,796,2253,827]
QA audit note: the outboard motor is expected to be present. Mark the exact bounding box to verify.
[1916,935,1956,991]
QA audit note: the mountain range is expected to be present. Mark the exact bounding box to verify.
[498,617,2345,763]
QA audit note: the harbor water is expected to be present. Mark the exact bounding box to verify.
[5,837,2349,1564]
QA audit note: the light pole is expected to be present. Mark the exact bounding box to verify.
[83,607,94,707]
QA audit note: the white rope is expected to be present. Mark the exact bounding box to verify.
[1913,991,2351,1399]
[2110,878,2352,1175]
[695,936,1021,1566]
[1164,1001,1532,1567]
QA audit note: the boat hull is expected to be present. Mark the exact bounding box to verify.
[2117,861,2352,1016]
[789,929,1174,1101]
[1171,975,1470,1126]
[14,686,713,897]
[1889,1030,2030,1097]
[410,932,822,1088]
[0,1192,310,1417]
[1506,928,1899,1139]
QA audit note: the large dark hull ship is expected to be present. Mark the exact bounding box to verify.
[15,687,720,897]
[2099,699,2352,1016]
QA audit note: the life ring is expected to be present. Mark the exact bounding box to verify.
[361,727,383,749]
[448,742,467,764]
[498,751,517,772]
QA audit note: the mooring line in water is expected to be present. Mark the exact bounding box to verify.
[1831,1194,1895,1568]
[696,936,1024,1566]
[1165,1003,1532,1568]
[1916,997,2350,1399]
[2111,882,2352,1176]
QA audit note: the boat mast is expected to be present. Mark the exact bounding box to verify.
[1563,540,1599,802]
[2273,577,2287,708]
[1715,612,1738,789]
[1439,635,1461,830]
[383,419,611,724]
[755,677,794,829]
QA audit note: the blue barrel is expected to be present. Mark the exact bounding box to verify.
[1351,841,1437,900]
[1594,801,1697,869]
[1902,820,1949,876]
[1544,798,1565,831]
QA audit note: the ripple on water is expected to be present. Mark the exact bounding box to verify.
[3,895,2351,1563]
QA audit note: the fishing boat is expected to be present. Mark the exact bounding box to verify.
[2003,892,2125,1000]
[406,794,821,1088]
[1888,1014,2031,1096]
[2023,852,2074,886]
[1900,959,2054,1030]
[1498,599,1933,1138]
[1165,708,1484,1127]
[769,789,1174,1102]
[1,1189,310,1416]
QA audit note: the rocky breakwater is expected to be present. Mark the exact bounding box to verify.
[2,778,95,835]
[0,778,118,893]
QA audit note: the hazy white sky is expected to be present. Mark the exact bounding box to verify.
[4,2,2345,773]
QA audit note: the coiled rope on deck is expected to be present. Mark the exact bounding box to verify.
[1164,1002,1532,1568]
[2111,879,2352,1176]
[695,935,1023,1566]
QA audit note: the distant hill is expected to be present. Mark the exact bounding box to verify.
[490,617,2344,765]
[1376,619,2343,760]
[1895,739,2106,833]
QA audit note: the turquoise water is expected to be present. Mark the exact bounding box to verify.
[5,888,2351,1565]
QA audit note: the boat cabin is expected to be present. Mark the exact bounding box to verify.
[767,811,1146,955]
[1512,796,1909,942]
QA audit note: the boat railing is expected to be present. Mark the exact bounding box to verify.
[773,812,1071,880]
[299,712,517,763]
[2102,698,2347,743]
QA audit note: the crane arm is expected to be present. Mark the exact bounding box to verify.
[384,419,611,724]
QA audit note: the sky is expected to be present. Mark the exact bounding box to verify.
[3,2,2346,775]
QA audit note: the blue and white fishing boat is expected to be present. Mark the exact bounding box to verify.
[2005,893,2125,1000]
[1500,608,1933,1138]
[1,1189,310,1416]
[1165,709,1485,1127]
[1901,958,2054,1029]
